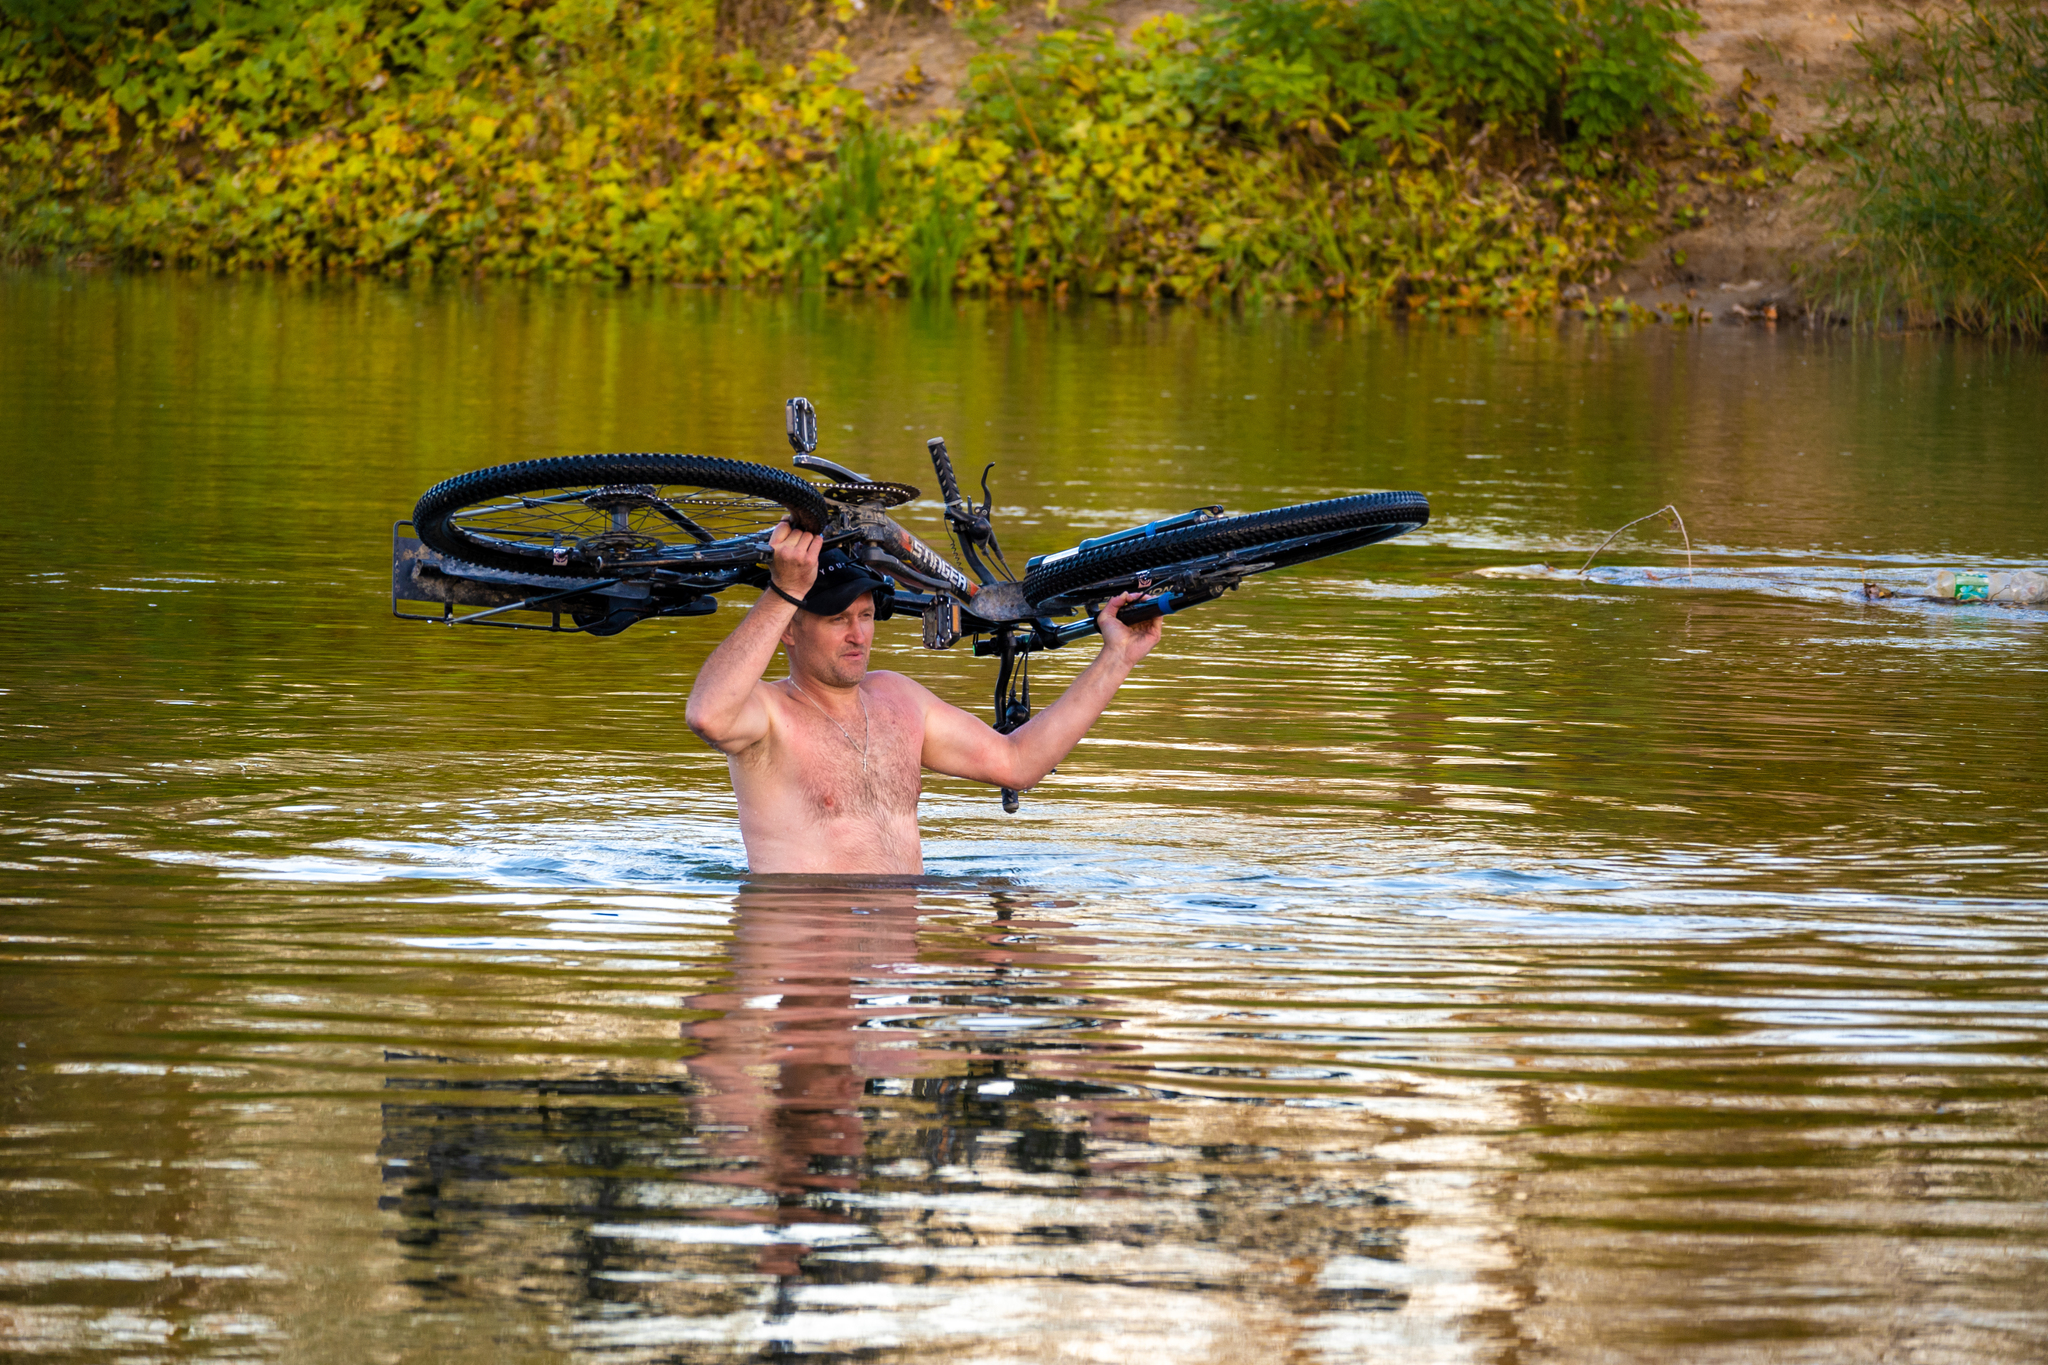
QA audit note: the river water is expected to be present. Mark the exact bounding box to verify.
[3,273,2045,1363]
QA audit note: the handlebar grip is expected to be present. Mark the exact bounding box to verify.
[927,437,967,512]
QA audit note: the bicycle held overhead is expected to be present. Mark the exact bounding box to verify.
[397,396,1430,815]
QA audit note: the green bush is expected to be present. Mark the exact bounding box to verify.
[1186,0,1706,149]
[1826,0,2048,335]
[946,5,1694,308]
[0,0,1751,313]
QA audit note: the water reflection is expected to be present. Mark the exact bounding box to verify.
[375,882,1427,1360]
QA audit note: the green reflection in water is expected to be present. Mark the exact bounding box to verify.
[4,272,2043,880]
[2,272,2045,1363]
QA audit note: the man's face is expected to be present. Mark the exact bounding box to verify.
[784,593,876,688]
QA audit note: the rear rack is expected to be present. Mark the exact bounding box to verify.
[391,523,722,633]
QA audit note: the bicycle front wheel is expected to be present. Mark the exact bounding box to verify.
[1020,491,1429,608]
[412,454,830,577]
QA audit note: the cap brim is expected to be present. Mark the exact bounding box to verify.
[802,571,889,616]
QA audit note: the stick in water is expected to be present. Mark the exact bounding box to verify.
[1577,505,1693,580]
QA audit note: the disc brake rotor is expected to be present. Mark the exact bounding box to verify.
[576,531,669,561]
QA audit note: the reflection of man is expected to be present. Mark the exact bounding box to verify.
[685,520,1161,874]
[682,880,1113,1285]
[681,882,924,1278]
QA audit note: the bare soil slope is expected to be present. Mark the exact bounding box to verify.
[828,0,1918,313]
[1618,0,1926,315]
[836,0,1198,120]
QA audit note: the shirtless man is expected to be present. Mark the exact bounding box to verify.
[684,519,1162,874]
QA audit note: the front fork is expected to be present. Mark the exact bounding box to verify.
[992,631,1031,814]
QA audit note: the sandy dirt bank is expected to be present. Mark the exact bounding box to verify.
[1616,0,1924,319]
[824,0,1916,319]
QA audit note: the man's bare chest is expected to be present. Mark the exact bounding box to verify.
[742,691,922,820]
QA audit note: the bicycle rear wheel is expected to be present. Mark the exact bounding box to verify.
[1020,491,1429,609]
[412,454,830,577]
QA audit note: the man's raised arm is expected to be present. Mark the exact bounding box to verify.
[684,522,819,754]
[919,592,1162,791]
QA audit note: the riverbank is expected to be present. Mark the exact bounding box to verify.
[824,0,1924,324]
[1608,0,1915,320]
[0,0,1776,313]
[3,0,2034,330]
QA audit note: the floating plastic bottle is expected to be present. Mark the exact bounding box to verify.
[1929,569,2048,603]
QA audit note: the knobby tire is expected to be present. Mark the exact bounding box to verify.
[1019,492,1430,606]
[413,453,830,576]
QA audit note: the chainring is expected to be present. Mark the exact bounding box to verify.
[818,480,921,508]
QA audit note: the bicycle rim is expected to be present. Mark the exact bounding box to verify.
[1020,492,1429,608]
[412,454,831,576]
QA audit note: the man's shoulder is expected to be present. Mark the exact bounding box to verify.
[866,670,962,726]
[751,677,797,708]
[861,670,938,703]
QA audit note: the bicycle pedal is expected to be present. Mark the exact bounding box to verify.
[785,396,818,455]
[922,596,962,649]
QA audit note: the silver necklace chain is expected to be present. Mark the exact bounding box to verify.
[786,678,870,774]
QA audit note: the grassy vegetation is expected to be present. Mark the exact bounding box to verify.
[1824,0,2048,336]
[0,0,1790,311]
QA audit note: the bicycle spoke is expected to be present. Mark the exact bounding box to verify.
[644,501,715,543]
[446,485,790,557]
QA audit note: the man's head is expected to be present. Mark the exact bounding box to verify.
[782,594,875,688]
[781,550,888,688]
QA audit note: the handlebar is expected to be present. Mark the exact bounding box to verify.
[926,437,972,520]
[959,588,1200,659]
[926,436,1003,589]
